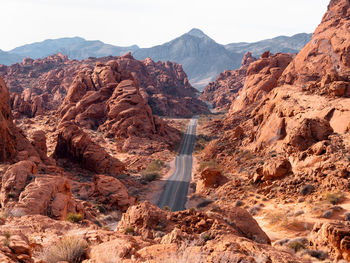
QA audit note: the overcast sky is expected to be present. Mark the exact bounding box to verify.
[1,0,329,51]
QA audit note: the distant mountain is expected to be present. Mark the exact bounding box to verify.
[133,29,311,90]
[0,49,24,65]
[8,37,139,61]
[0,31,311,90]
[133,29,243,89]
[225,33,312,57]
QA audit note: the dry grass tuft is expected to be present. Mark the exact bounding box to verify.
[324,191,344,205]
[44,235,88,263]
[264,211,311,232]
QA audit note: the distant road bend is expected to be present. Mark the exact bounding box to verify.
[158,117,198,211]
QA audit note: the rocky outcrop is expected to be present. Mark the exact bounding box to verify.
[2,53,80,118]
[1,53,207,118]
[117,201,269,244]
[200,52,257,109]
[309,221,350,261]
[113,201,306,262]
[199,1,350,234]
[0,161,82,220]
[280,0,350,97]
[58,59,180,153]
[118,54,209,117]
[53,122,125,174]
[229,52,294,113]
[196,167,228,193]
[91,174,136,211]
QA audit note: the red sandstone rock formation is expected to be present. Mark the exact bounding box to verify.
[280,0,350,97]
[0,77,16,162]
[200,52,257,109]
[1,53,207,118]
[198,3,350,262]
[58,60,180,153]
[53,122,125,174]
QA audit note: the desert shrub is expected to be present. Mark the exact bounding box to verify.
[324,191,344,205]
[264,211,287,225]
[66,213,83,223]
[288,240,306,252]
[3,232,10,247]
[201,232,212,242]
[194,134,213,153]
[44,235,88,263]
[163,206,171,211]
[322,210,333,218]
[7,192,16,199]
[141,172,160,183]
[307,250,328,260]
[124,226,134,235]
[141,159,165,183]
[264,211,310,232]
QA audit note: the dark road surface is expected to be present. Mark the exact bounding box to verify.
[158,117,198,211]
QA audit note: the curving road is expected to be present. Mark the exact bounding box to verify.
[158,117,198,211]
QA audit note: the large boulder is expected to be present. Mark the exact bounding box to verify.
[286,118,334,151]
[0,161,37,208]
[91,174,136,211]
[261,158,292,181]
[53,122,125,174]
[196,167,228,193]
[12,175,82,220]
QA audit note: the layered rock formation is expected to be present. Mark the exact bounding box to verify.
[58,58,180,153]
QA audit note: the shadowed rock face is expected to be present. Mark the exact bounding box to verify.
[53,121,125,174]
[1,53,207,118]
[0,77,16,162]
[280,0,350,97]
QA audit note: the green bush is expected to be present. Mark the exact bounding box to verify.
[140,159,165,183]
[7,192,16,199]
[163,206,171,211]
[324,192,344,205]
[124,226,134,235]
[288,241,306,252]
[66,213,83,223]
[3,232,10,247]
[141,172,160,183]
[44,235,88,263]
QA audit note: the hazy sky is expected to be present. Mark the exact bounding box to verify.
[1,0,329,51]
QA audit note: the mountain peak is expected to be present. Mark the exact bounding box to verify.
[187,28,207,38]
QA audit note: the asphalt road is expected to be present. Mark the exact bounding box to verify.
[158,117,198,211]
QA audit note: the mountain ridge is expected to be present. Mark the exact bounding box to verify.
[0,30,312,90]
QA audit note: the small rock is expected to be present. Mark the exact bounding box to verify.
[322,210,333,219]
